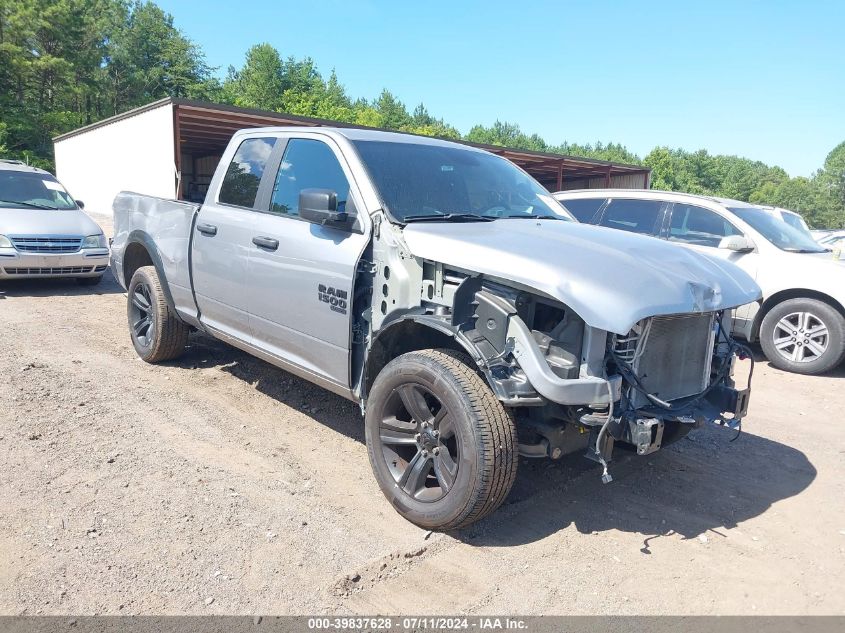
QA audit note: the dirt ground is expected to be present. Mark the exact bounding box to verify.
[0,214,843,616]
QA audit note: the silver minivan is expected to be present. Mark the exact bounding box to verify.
[0,159,108,285]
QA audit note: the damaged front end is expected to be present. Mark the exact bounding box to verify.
[462,284,753,482]
[586,311,752,481]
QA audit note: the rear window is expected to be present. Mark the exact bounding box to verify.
[218,137,277,208]
[598,199,663,236]
[559,198,606,223]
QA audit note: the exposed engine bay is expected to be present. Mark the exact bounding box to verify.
[400,264,754,482]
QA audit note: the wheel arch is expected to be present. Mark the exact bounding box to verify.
[363,316,492,400]
[122,231,176,313]
[751,288,845,341]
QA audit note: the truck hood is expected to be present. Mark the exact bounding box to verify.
[0,208,103,237]
[402,219,762,334]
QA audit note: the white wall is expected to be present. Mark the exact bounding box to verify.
[54,103,176,219]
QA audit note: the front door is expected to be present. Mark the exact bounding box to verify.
[246,136,370,388]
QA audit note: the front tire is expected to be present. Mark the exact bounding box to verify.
[760,298,845,375]
[127,265,189,363]
[365,349,518,530]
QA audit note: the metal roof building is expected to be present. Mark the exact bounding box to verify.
[54,98,650,216]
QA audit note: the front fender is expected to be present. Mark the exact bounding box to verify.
[364,314,541,406]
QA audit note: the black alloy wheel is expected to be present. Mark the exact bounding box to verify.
[377,382,460,502]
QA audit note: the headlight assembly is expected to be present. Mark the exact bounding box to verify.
[0,234,12,248]
[82,234,106,249]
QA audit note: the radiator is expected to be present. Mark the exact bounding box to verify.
[624,313,716,408]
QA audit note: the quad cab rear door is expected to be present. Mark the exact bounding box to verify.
[191,135,279,341]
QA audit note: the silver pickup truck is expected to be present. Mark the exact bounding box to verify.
[111,127,761,530]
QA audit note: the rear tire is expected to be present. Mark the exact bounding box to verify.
[127,265,189,363]
[365,349,518,530]
[760,297,845,375]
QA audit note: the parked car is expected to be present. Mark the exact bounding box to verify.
[0,159,108,284]
[811,229,836,242]
[111,128,760,530]
[555,189,845,375]
[818,230,845,249]
[760,206,812,237]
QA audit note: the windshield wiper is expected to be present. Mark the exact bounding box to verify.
[504,214,565,221]
[404,213,495,223]
[0,199,58,210]
[784,248,826,253]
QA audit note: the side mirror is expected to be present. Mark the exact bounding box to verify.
[719,235,754,252]
[75,200,85,210]
[299,189,348,226]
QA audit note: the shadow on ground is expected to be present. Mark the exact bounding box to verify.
[0,268,122,298]
[463,423,816,547]
[172,332,364,441]
[169,331,816,548]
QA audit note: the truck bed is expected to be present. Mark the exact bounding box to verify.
[111,192,200,321]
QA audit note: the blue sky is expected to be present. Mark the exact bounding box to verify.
[158,0,844,176]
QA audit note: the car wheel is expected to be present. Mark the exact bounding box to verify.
[127,265,189,363]
[76,275,103,286]
[760,298,845,375]
[365,349,518,530]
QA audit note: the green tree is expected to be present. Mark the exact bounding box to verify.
[374,89,411,130]
[107,1,216,113]
[224,43,285,111]
[819,141,845,211]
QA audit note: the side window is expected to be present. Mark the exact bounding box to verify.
[270,139,350,217]
[560,198,606,223]
[598,199,664,236]
[669,203,742,247]
[218,137,277,208]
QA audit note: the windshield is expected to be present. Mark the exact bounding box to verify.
[351,140,573,222]
[0,171,78,210]
[727,206,826,253]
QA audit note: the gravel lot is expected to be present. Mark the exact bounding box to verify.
[0,215,843,616]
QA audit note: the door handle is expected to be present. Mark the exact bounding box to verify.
[252,236,279,251]
[196,223,217,236]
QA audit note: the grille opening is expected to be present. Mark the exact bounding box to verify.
[617,313,716,409]
[11,237,83,253]
[4,266,94,275]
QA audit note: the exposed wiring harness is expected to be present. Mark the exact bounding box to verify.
[593,378,615,483]
[594,313,755,481]
[610,314,751,416]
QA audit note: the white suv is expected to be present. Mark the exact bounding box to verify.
[555,189,845,375]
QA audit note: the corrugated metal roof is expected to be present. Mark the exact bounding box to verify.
[54,97,651,189]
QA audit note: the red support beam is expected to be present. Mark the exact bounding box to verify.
[173,105,183,199]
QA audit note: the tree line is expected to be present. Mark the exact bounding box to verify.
[2,0,843,227]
